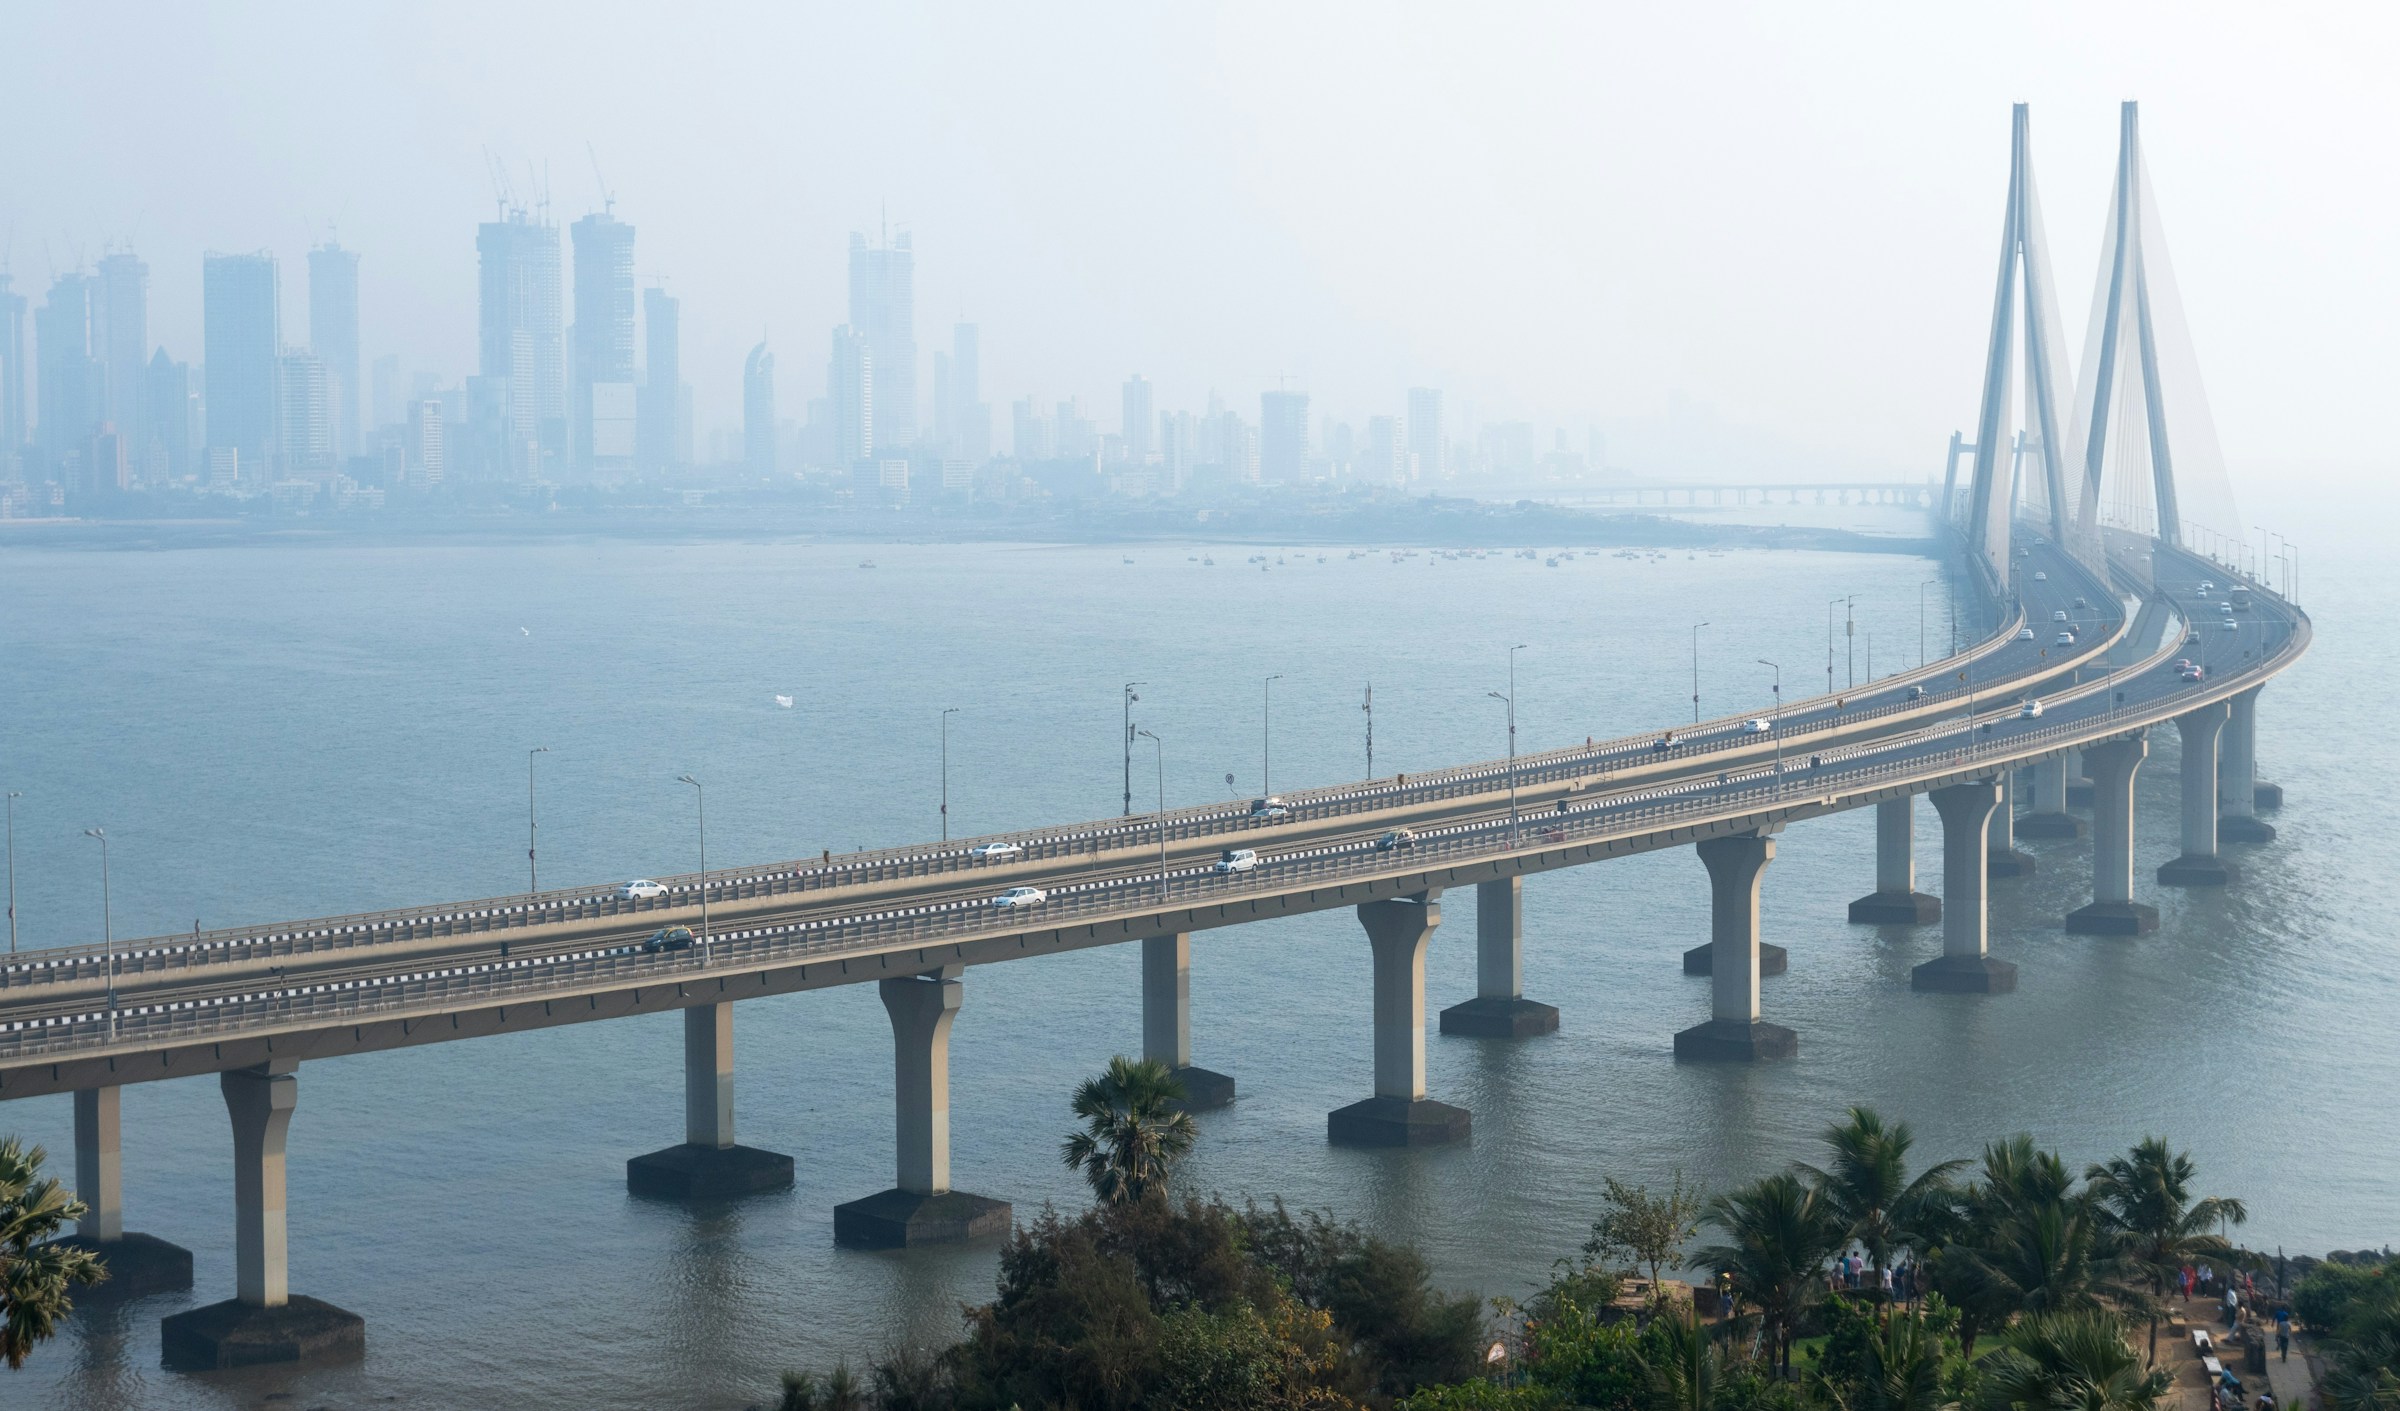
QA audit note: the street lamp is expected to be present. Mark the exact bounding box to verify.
[526,747,549,895]
[1121,682,1146,816]
[1138,728,1165,901]
[940,708,960,841]
[1261,674,1283,798]
[1756,660,1782,795]
[1690,622,1709,725]
[83,827,115,1034]
[1919,579,1937,666]
[1494,643,1526,842]
[1844,595,1858,690]
[1362,683,1374,778]
[676,775,708,946]
[4,790,19,954]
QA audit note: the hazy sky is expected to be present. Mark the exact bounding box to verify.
[6,2,2393,482]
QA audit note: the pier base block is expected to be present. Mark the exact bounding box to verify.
[51,1232,193,1302]
[1672,1019,1798,1062]
[1167,1066,1237,1112]
[1439,996,1561,1038]
[2065,901,2160,936]
[2156,854,2236,887]
[1987,849,2037,879]
[1911,955,2019,993]
[1682,942,1789,975]
[2066,781,2096,809]
[160,1296,364,1372]
[2016,812,2082,840]
[1327,1096,1472,1148]
[2220,816,2277,844]
[2254,783,2283,811]
[832,1189,1011,1249]
[1846,892,1940,925]
[626,1143,795,1200]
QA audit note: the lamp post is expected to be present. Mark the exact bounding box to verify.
[83,827,114,1034]
[1690,622,1709,724]
[526,747,549,895]
[676,775,708,946]
[1826,598,1841,695]
[940,707,960,841]
[1121,682,1145,816]
[1756,660,1782,796]
[1843,595,1858,689]
[1493,643,1526,842]
[1138,728,1165,901]
[1362,683,1374,778]
[1919,579,1937,666]
[1261,674,1282,798]
[5,790,19,954]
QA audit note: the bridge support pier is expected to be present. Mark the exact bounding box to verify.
[2066,735,2158,935]
[161,1062,363,1371]
[627,1002,795,1199]
[1847,795,1939,924]
[1987,770,2036,877]
[2065,748,2096,809]
[45,1086,194,1302]
[1675,834,1796,1061]
[1144,933,1235,1109]
[1914,782,2018,992]
[2218,687,2276,843]
[1330,892,1471,1146]
[1442,878,1560,1037]
[2018,757,2082,838]
[2159,702,2236,886]
[835,968,1011,1247]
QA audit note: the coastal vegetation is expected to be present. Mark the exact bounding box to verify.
[0,1137,105,1370]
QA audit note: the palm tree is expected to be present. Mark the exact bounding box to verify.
[1797,1107,1966,1312]
[1060,1056,1199,1207]
[1695,1172,1839,1376]
[1828,1311,1946,1411]
[0,1136,107,1370]
[1639,1304,1720,1411]
[2084,1137,2248,1365]
[1980,1309,2168,1411]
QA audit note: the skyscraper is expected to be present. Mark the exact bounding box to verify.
[144,349,191,482]
[1260,390,1310,483]
[847,230,915,446]
[279,351,331,472]
[94,252,148,447]
[569,211,636,478]
[828,325,872,465]
[0,273,26,469]
[744,340,776,476]
[949,322,987,462]
[476,209,564,476]
[638,286,681,474]
[203,252,281,476]
[1121,375,1154,464]
[1406,388,1444,480]
[35,273,101,480]
[307,243,360,459]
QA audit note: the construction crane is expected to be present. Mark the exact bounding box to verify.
[586,143,615,216]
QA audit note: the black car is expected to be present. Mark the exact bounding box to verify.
[642,925,697,953]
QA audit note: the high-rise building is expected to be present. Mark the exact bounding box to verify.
[847,230,915,446]
[1121,376,1154,464]
[569,211,636,478]
[307,244,360,460]
[94,252,148,447]
[279,351,331,472]
[1365,415,1404,484]
[0,272,26,469]
[948,322,987,462]
[1260,390,1309,483]
[1159,410,1194,492]
[406,399,445,485]
[828,325,872,465]
[35,274,102,480]
[638,286,682,474]
[476,210,564,475]
[1406,388,1444,480]
[744,340,776,476]
[144,349,191,482]
[203,252,281,476]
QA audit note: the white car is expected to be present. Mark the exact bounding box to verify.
[2019,699,2044,719]
[990,886,1048,908]
[1249,797,1290,820]
[2200,580,2215,592]
[618,879,668,900]
[2220,619,2237,631]
[969,841,1024,861]
[2034,571,2048,581]
[2054,631,2076,646]
[1213,848,1259,873]
[1745,718,1773,734]
[2052,609,2069,622]
[2016,627,2035,641]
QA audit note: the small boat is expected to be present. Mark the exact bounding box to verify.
[1123,556,1135,565]
[775,695,795,709]
[858,560,877,569]
[1204,556,1215,566]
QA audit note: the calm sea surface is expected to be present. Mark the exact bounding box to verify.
[0,501,2387,1410]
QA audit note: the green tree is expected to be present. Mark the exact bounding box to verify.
[1695,1172,1839,1377]
[0,1136,105,1371]
[1796,1107,1965,1311]
[2083,1137,2247,1365]
[1817,1305,1945,1411]
[1636,1305,1720,1411]
[2319,1270,2400,1411]
[1061,1056,1200,1208]
[1584,1172,1706,1304]
[1979,1309,2168,1411]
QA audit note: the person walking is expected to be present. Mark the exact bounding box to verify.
[2224,1284,2241,1329]
[2275,1324,2290,1362]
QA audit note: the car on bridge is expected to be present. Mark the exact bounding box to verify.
[968,841,1024,861]
[2053,609,2070,622]
[1375,829,1416,851]
[1744,719,1773,734]
[2220,619,2238,631]
[619,879,668,900]
[991,886,1048,908]
[2054,631,2076,646]
[1906,685,1926,701]
[1250,797,1290,820]
[2178,661,2206,682]
[641,925,696,953]
[2034,571,2048,581]
[1214,848,1260,872]
[2019,699,2044,719]
[2016,627,2035,641]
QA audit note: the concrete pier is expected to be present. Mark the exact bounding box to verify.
[1675,833,1797,1060]
[1330,892,1471,1145]
[160,1062,363,1371]
[2018,756,2082,839]
[1986,769,2037,877]
[1914,781,2018,992]
[627,1002,795,1199]
[2158,702,2236,886]
[2219,686,2276,843]
[1143,932,1236,1109]
[835,968,1011,1247]
[1847,795,1940,924]
[2066,734,2159,934]
[1440,878,1560,1037]
[48,1086,194,1302]
[2064,747,2096,809]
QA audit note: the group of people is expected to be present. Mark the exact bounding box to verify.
[1822,1251,1923,1302]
